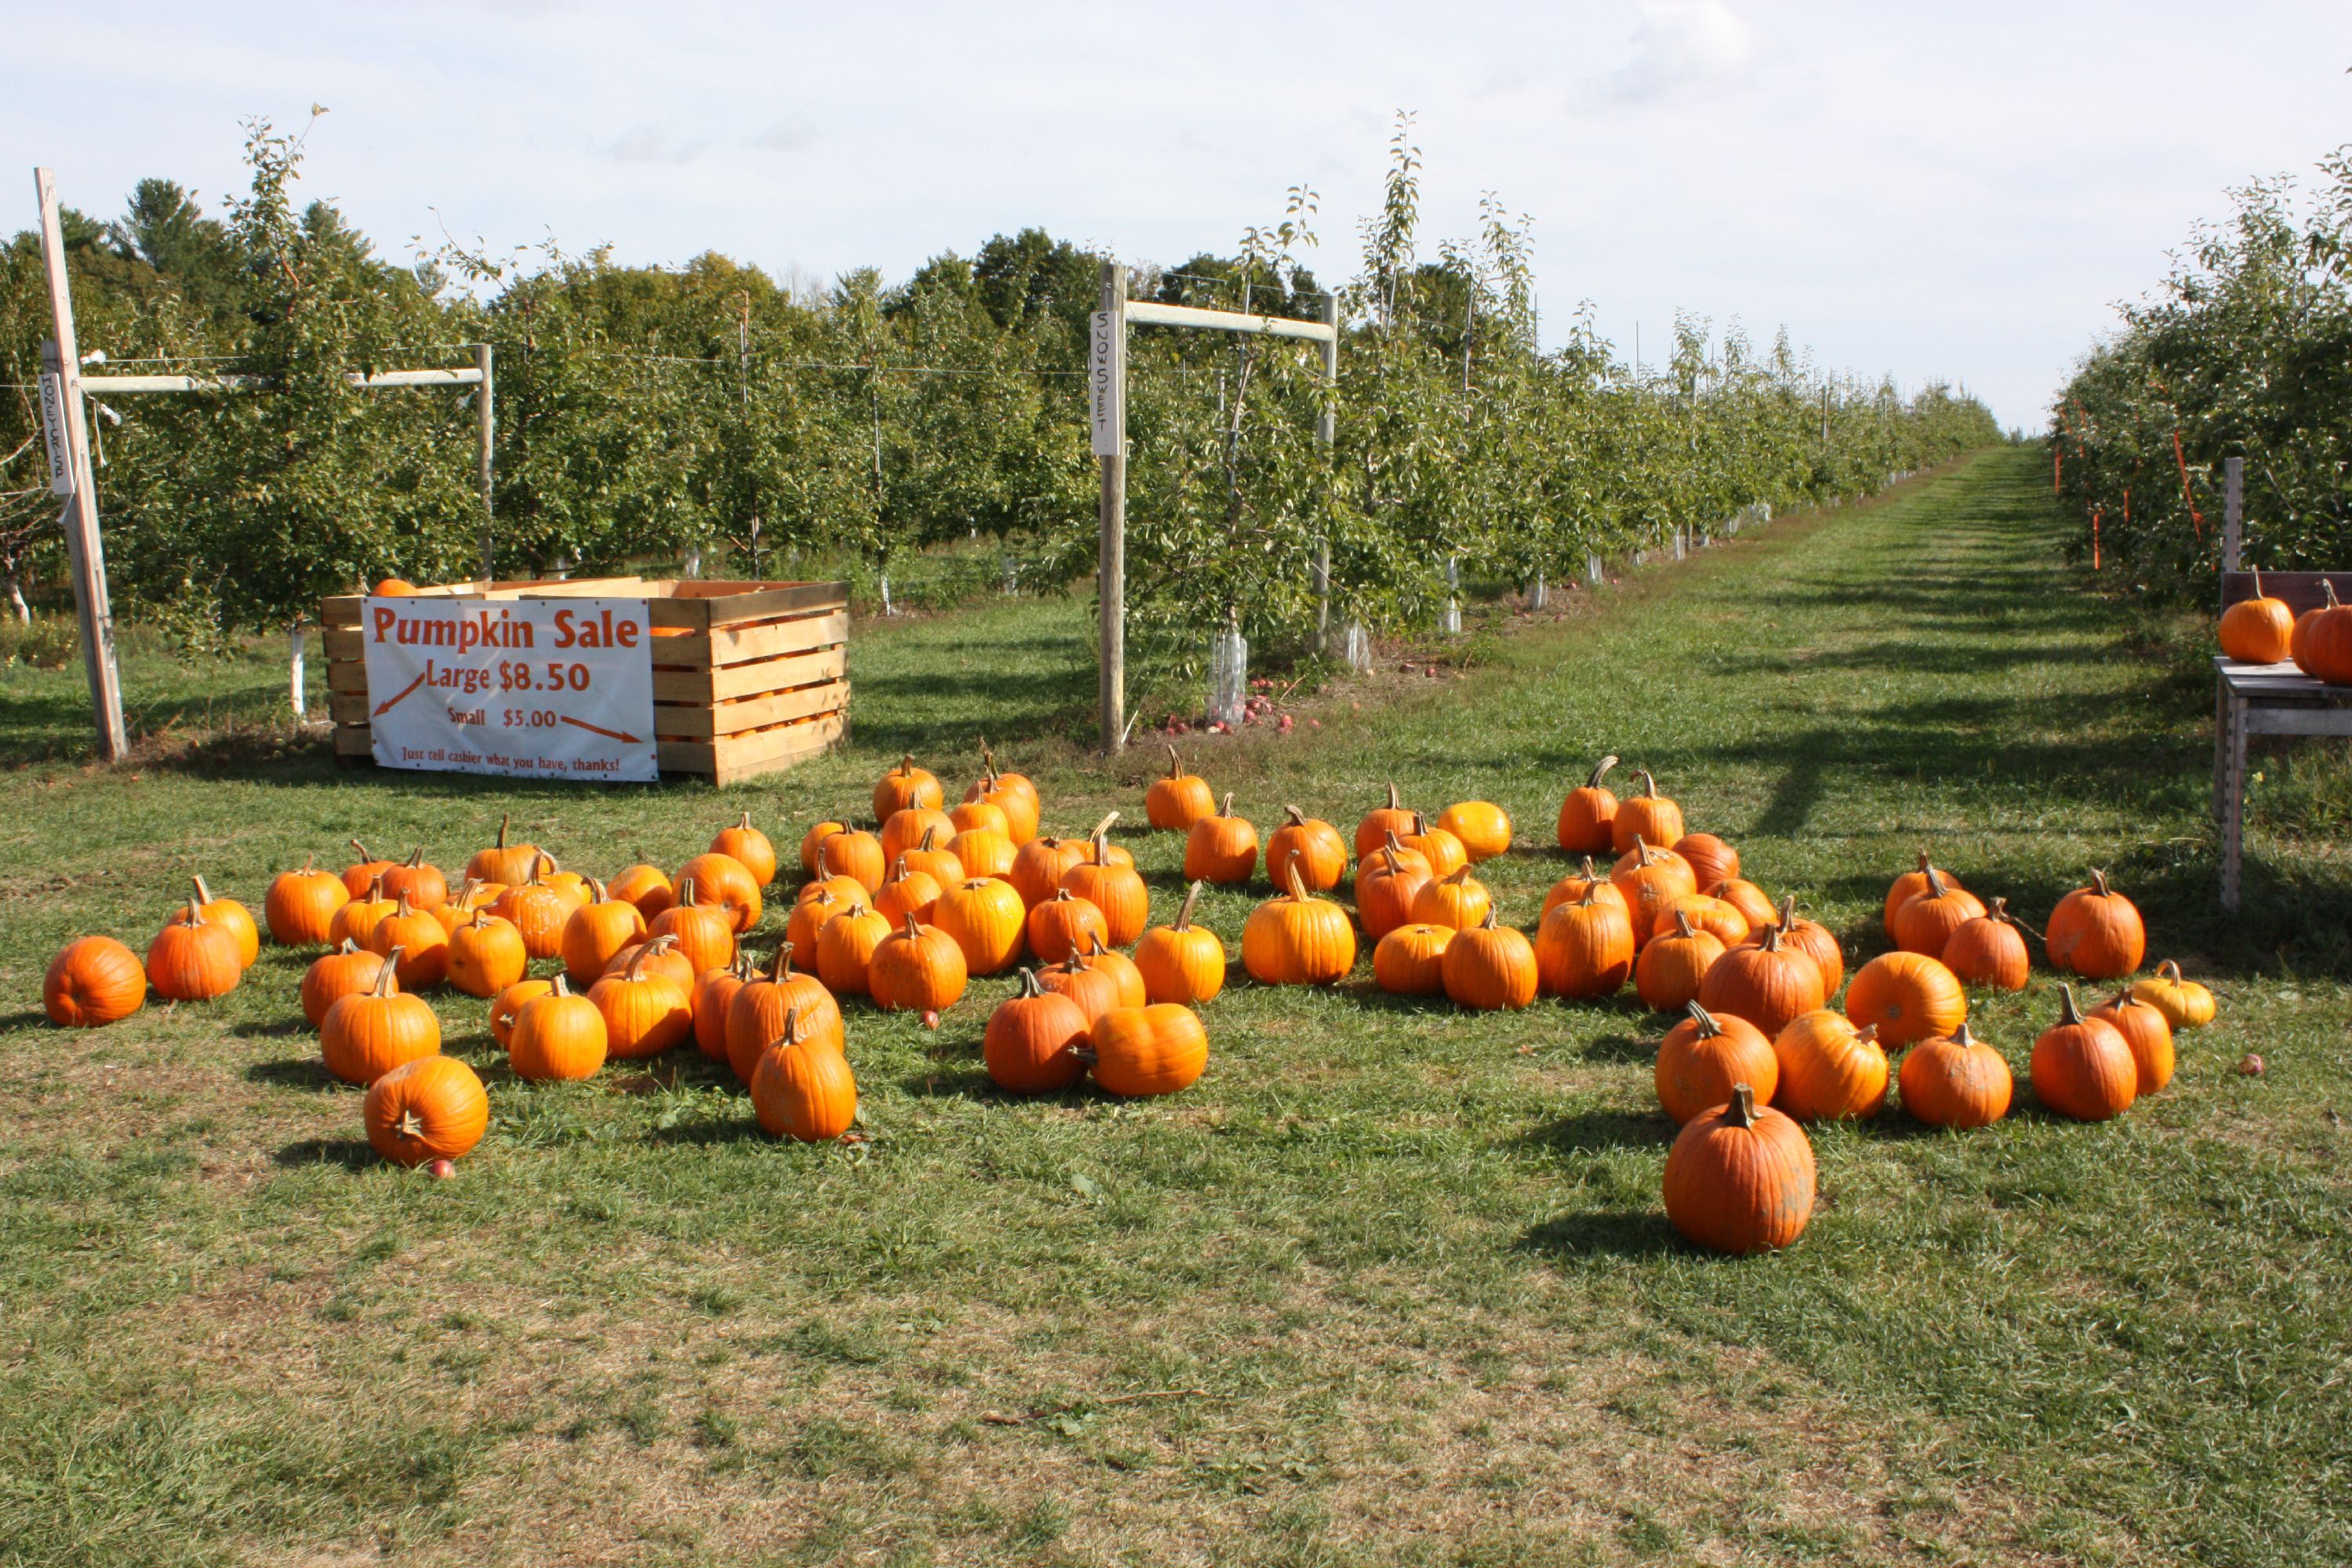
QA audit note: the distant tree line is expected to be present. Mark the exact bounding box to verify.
[2,114,1998,662]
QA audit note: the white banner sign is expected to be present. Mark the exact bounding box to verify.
[1089,307,1123,457]
[363,596,658,782]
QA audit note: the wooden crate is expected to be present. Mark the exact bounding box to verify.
[319,576,851,786]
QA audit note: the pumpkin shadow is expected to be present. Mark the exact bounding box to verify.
[1518,1209,1680,1261]
[1513,1108,1673,1158]
[1576,1030,1660,1066]
[892,1065,999,1100]
[274,1136,373,1171]
[246,1057,338,1091]
[0,1008,52,1033]
[646,1115,765,1146]
[230,1018,310,1040]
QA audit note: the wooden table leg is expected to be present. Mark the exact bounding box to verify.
[2220,693,2246,912]
[2213,680,2228,823]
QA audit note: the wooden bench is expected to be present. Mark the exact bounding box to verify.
[2211,466,2352,907]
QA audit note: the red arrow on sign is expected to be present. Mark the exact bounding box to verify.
[561,714,643,744]
[372,670,428,717]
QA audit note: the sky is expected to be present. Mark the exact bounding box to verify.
[5,0,2348,430]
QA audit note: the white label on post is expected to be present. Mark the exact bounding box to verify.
[1089,307,1123,457]
[362,596,658,782]
[38,372,72,495]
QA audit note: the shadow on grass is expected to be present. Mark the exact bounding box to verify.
[1518,1210,1681,1261]
[230,1018,310,1041]
[1515,1108,1674,1157]
[274,1136,374,1171]
[246,1057,336,1090]
[0,1008,52,1033]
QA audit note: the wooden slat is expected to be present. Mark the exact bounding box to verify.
[696,581,849,627]
[659,612,847,669]
[659,713,844,785]
[2245,706,2352,736]
[651,645,845,704]
[334,724,373,757]
[654,680,848,739]
[328,659,369,695]
[328,689,369,726]
[2220,571,2347,615]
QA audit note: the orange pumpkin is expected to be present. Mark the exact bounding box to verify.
[1356,782,1419,862]
[1185,794,1260,885]
[1397,812,1468,880]
[1410,865,1494,932]
[508,975,608,1082]
[590,940,695,1058]
[1026,888,1108,966]
[1146,744,1217,832]
[560,878,647,987]
[1635,911,1724,1014]
[1356,840,1433,942]
[1081,1004,1209,1097]
[1268,806,1348,891]
[2219,570,2295,664]
[1891,867,1987,958]
[897,826,966,891]
[873,754,945,822]
[44,935,147,1027]
[1534,886,1635,999]
[265,854,350,948]
[1436,800,1512,863]
[869,914,969,1012]
[1061,829,1149,946]
[964,746,1040,844]
[464,813,541,888]
[343,839,397,899]
[321,956,441,1085]
[1543,856,1629,919]
[2294,577,2352,681]
[1439,909,1537,1011]
[1555,755,1619,855]
[1039,953,1124,1022]
[1770,1011,1888,1121]
[603,938,695,994]
[1373,922,1454,995]
[1242,864,1357,985]
[1663,1083,1816,1254]
[1611,838,1697,947]
[648,877,738,976]
[1942,897,2030,991]
[1696,924,1826,1040]
[932,877,1027,976]
[1899,1022,2013,1129]
[2030,985,2136,1121]
[1883,852,1966,938]
[948,798,1011,839]
[2045,869,2145,980]
[725,946,844,1083]
[432,877,505,935]
[799,819,850,880]
[709,811,778,887]
[1745,897,1843,996]
[1134,881,1226,1005]
[489,860,580,960]
[753,1022,859,1141]
[1656,1001,1778,1126]
[380,848,448,913]
[489,977,555,1051]
[880,806,956,866]
[303,940,390,1028]
[2089,989,2175,1095]
[1610,770,1683,854]
[786,885,848,960]
[693,956,757,1060]
[1844,950,1967,1047]
[1671,833,1739,891]
[364,893,449,990]
[445,910,528,999]
[165,876,260,968]
[1081,934,1149,1009]
[148,900,243,1000]
[815,900,891,998]
[364,1055,488,1168]
[985,970,1091,1093]
[678,851,764,933]
[1009,834,1089,909]
[1651,892,1748,949]
[946,824,1018,882]
[875,858,945,927]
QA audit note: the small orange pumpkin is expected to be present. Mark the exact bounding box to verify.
[1134,881,1227,1005]
[1844,950,1967,1047]
[1942,897,2030,991]
[2089,989,2175,1095]
[815,900,891,998]
[1356,840,1433,942]
[1356,782,1420,862]
[1696,924,1826,1040]
[1410,865,1494,932]
[1268,805,1348,891]
[2045,869,2145,980]
[985,969,1091,1093]
[693,955,757,1060]
[166,875,260,968]
[869,913,969,1013]
[678,851,764,932]
[489,977,556,1051]
[1185,794,1260,886]
[560,877,647,987]
[725,946,844,1084]
[1242,864,1357,985]
[1373,922,1454,995]
[1027,888,1108,965]
[1770,1010,1888,1121]
[1038,953,1123,1022]
[873,753,945,822]
[508,975,609,1083]
[1899,1022,2013,1128]
[1883,852,1966,938]
[1436,800,1512,862]
[364,1055,488,1168]
[1534,885,1635,999]
[2219,568,2295,664]
[1611,838,1698,947]
[648,877,737,977]
[1656,1001,1777,1126]
[321,953,441,1085]
[1555,756,1620,855]
[265,854,350,947]
[2031,985,2136,1121]
[875,857,945,927]
[445,910,528,999]
[303,939,389,1027]
[590,938,695,1058]
[1439,909,1537,1011]
[1892,866,1987,958]
[1610,770,1683,854]
[44,935,148,1027]
[932,877,1028,976]
[710,811,778,887]
[1634,911,1723,1014]
[1061,828,1149,946]
[1080,1004,1209,1097]
[380,848,448,913]
[1146,744,1218,832]
[607,862,676,922]
[464,813,541,887]
[753,1018,860,1141]
[148,899,243,1000]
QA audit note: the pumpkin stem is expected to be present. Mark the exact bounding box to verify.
[396,1109,426,1139]
[1577,884,1602,908]
[1755,923,1784,953]
[192,874,214,907]
[337,937,360,954]
[1478,905,1499,931]
[368,873,387,901]
[1017,967,1044,997]
[395,891,414,917]
[1948,1021,1976,1048]
[1683,1000,1722,1036]
[1587,755,1619,789]
[1384,829,1410,858]
[452,877,479,908]
[1923,866,1949,899]
[1671,909,1696,940]
[1634,768,1658,800]
[300,852,316,873]
[900,753,916,776]
[1853,1022,1881,1046]
[1218,793,1236,821]
[902,913,922,938]
[350,837,372,862]
[1060,953,1088,974]
[552,974,572,997]
[773,1004,805,1048]
[2158,958,2183,982]
[1174,880,1203,931]
[405,847,425,869]
[1385,781,1401,811]
[2089,868,2112,898]
[1726,1083,1758,1127]
[1090,811,1120,842]
[1444,864,1473,887]
[1163,742,1183,779]
[1283,804,1307,826]
[1086,934,1112,959]
[1579,855,1599,880]
[2056,984,2084,1026]
[768,943,793,982]
[1410,809,1429,833]
[1065,1044,1099,1065]
[1285,861,1311,902]
[916,826,937,852]
[183,895,205,926]
[495,813,510,850]
[737,809,754,832]
[372,951,404,996]
[1915,851,1933,875]
[587,876,609,904]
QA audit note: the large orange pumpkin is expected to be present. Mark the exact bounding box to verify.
[590,940,695,1058]
[869,914,969,1013]
[1534,886,1635,999]
[2030,985,2136,1121]
[165,875,260,968]
[983,970,1091,1094]
[1942,897,2031,991]
[464,813,541,888]
[1439,909,1537,1011]
[1695,924,1826,1040]
[265,854,350,948]
[363,1055,488,1167]
[1243,865,1357,985]
[753,1021,859,1141]
[1373,922,1453,996]
[44,935,147,1027]
[508,975,608,1082]
[1268,806,1348,891]
[445,910,528,999]
[1436,800,1512,862]
[725,946,844,1083]
[1635,911,1724,1014]
[1356,841,1432,942]
[1610,770,1683,854]
[2219,569,2295,664]
[1662,1083,1816,1254]
[1844,951,1966,1047]
[1081,1004,1208,1097]
[1356,782,1420,862]
[1656,1001,1777,1125]
[1770,1010,1887,1121]
[148,901,243,1001]
[1882,852,1965,938]
[873,753,945,822]
[561,878,647,987]
[1611,838,1697,946]
[1898,1022,2013,1129]
[932,877,1027,976]
[2045,869,2145,980]
[1061,830,1149,946]
[321,956,441,1085]
[648,878,738,977]
[2089,989,2175,1095]
[303,940,389,1028]
[1185,794,1259,886]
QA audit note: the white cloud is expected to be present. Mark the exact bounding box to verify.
[1590,0,1755,107]
[602,125,706,164]
[752,118,815,153]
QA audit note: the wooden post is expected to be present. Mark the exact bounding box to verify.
[1316,292,1338,653]
[2222,455,2243,575]
[1093,262,1127,753]
[475,342,495,583]
[34,170,126,762]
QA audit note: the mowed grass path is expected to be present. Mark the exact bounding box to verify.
[3,447,2347,1566]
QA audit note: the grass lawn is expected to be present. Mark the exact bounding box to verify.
[2,446,2347,1566]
